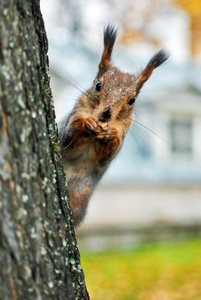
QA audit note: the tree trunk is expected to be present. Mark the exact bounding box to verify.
[0,0,89,299]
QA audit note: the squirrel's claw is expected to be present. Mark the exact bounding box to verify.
[97,125,118,141]
[84,116,98,133]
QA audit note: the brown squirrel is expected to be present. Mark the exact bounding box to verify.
[58,25,169,227]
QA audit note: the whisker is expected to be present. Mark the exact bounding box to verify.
[132,117,157,144]
[132,123,158,147]
[63,72,89,94]
[53,73,90,97]
[64,137,74,149]
[52,88,79,97]
[56,96,78,102]
[134,120,168,143]
[128,128,141,148]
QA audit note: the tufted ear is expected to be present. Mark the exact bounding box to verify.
[97,25,117,78]
[136,49,170,94]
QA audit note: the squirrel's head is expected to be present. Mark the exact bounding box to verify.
[83,25,169,133]
[97,25,169,94]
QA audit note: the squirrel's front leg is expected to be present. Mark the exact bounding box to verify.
[61,115,121,164]
[60,117,85,151]
[92,123,122,166]
[82,116,121,166]
[62,116,98,150]
[84,115,100,134]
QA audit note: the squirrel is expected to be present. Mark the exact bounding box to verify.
[58,25,169,227]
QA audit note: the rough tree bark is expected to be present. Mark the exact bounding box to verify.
[0,0,89,299]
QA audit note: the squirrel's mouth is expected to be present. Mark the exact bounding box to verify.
[99,107,112,122]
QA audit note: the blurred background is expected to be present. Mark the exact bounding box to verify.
[41,0,201,298]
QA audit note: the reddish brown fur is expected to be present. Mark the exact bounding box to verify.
[59,26,169,227]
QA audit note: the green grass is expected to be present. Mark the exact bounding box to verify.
[80,238,201,300]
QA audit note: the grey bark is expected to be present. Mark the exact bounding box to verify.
[0,0,89,299]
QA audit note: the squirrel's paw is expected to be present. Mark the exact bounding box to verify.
[84,116,99,133]
[97,125,118,142]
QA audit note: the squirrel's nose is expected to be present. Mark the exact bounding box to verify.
[100,107,112,122]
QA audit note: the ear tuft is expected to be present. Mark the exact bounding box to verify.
[104,25,117,57]
[146,49,170,69]
[97,25,118,77]
[137,49,170,93]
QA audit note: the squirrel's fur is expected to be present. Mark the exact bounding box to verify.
[58,25,169,227]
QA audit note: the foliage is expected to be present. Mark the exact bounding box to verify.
[174,0,201,57]
[80,238,201,299]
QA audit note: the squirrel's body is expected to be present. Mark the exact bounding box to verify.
[59,25,169,227]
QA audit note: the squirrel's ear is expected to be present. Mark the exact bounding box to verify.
[136,50,169,94]
[97,25,117,77]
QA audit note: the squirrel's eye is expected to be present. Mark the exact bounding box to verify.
[128,96,136,105]
[95,81,101,92]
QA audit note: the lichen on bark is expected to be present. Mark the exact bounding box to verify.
[0,0,89,299]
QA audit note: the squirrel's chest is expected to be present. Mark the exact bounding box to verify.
[63,142,98,182]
